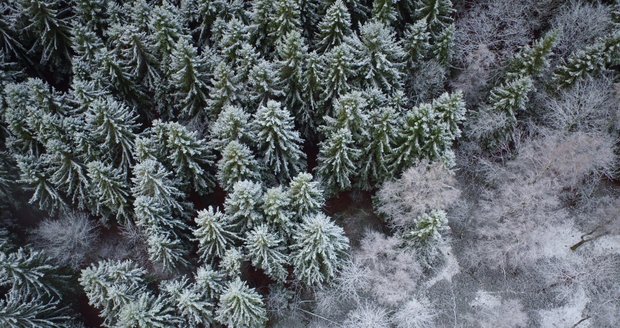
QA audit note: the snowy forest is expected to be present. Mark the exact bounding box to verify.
[0,0,619,327]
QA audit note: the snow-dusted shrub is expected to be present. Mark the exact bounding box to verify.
[466,290,528,328]
[375,161,460,230]
[31,212,99,269]
[343,302,391,328]
[541,76,619,133]
[354,230,422,306]
[467,128,616,270]
[392,298,437,328]
[550,0,614,58]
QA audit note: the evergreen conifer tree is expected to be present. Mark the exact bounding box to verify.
[154,121,215,194]
[115,292,180,328]
[79,259,146,325]
[217,141,261,191]
[224,180,264,233]
[414,0,454,33]
[288,172,325,219]
[194,206,238,261]
[244,225,289,282]
[208,105,253,152]
[16,155,67,213]
[216,278,268,328]
[148,3,182,59]
[207,61,238,118]
[372,0,398,25]
[320,44,354,106]
[347,21,405,92]
[220,247,244,277]
[167,36,210,119]
[86,161,131,223]
[316,0,352,53]
[290,213,349,286]
[252,100,306,182]
[262,186,294,236]
[270,0,302,44]
[160,278,213,327]
[0,247,67,298]
[430,23,454,65]
[359,106,398,189]
[316,128,360,194]
[0,290,69,328]
[84,97,140,169]
[404,20,431,65]
[488,76,533,121]
[553,34,620,88]
[506,32,557,80]
[247,59,283,108]
[195,265,226,301]
[276,30,307,126]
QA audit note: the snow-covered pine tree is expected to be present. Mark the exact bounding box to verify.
[131,159,186,215]
[301,51,323,135]
[45,139,90,209]
[167,36,210,120]
[289,172,325,219]
[320,44,354,106]
[262,186,294,236]
[553,34,620,88]
[133,196,185,233]
[347,21,405,92]
[160,278,213,327]
[249,0,275,53]
[244,225,289,282]
[86,160,131,224]
[269,0,302,44]
[208,105,253,152]
[506,32,557,80]
[79,259,146,325]
[404,20,430,66]
[224,180,264,233]
[195,264,226,301]
[316,0,352,53]
[414,0,454,34]
[17,0,72,72]
[430,23,454,65]
[153,121,216,194]
[247,59,283,108]
[93,49,148,108]
[106,23,160,92]
[115,292,180,328]
[316,128,360,194]
[0,289,69,328]
[194,206,238,262]
[145,231,190,273]
[147,2,182,59]
[207,61,238,118]
[84,97,140,169]
[488,76,533,122]
[372,0,398,25]
[216,278,267,328]
[217,17,250,65]
[220,247,244,277]
[322,91,368,142]
[390,103,441,173]
[276,30,308,128]
[252,100,306,182]
[431,91,466,140]
[0,247,67,298]
[217,141,261,191]
[405,209,448,245]
[290,213,349,286]
[359,106,398,189]
[16,155,67,213]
